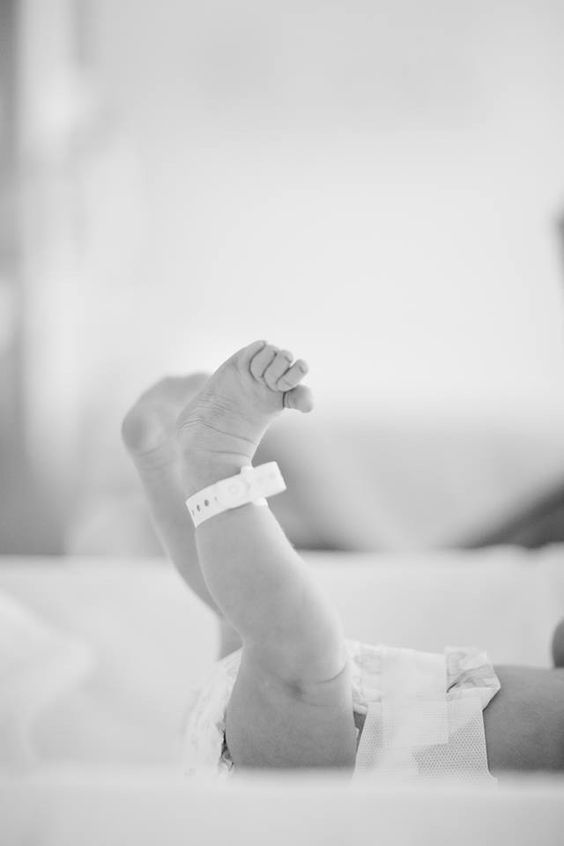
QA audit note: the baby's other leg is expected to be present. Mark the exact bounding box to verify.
[121,375,241,657]
[177,341,356,769]
[552,617,564,667]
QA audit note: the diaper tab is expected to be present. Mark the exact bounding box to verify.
[355,646,449,777]
[381,647,448,749]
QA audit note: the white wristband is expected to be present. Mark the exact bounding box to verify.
[185,462,286,527]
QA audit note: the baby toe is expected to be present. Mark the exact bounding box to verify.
[277,358,308,391]
[263,349,293,390]
[284,385,314,413]
[249,343,279,380]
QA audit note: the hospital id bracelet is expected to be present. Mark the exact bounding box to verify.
[185,462,286,528]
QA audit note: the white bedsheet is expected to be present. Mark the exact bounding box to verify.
[1,768,563,846]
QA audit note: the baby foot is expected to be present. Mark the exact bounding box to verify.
[122,373,209,470]
[176,341,313,492]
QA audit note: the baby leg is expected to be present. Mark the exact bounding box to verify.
[552,617,564,667]
[121,374,241,656]
[177,341,356,769]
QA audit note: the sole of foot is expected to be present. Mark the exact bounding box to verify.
[122,372,209,469]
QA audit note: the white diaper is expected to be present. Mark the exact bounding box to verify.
[182,640,500,782]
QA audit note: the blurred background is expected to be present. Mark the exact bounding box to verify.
[3,0,564,556]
